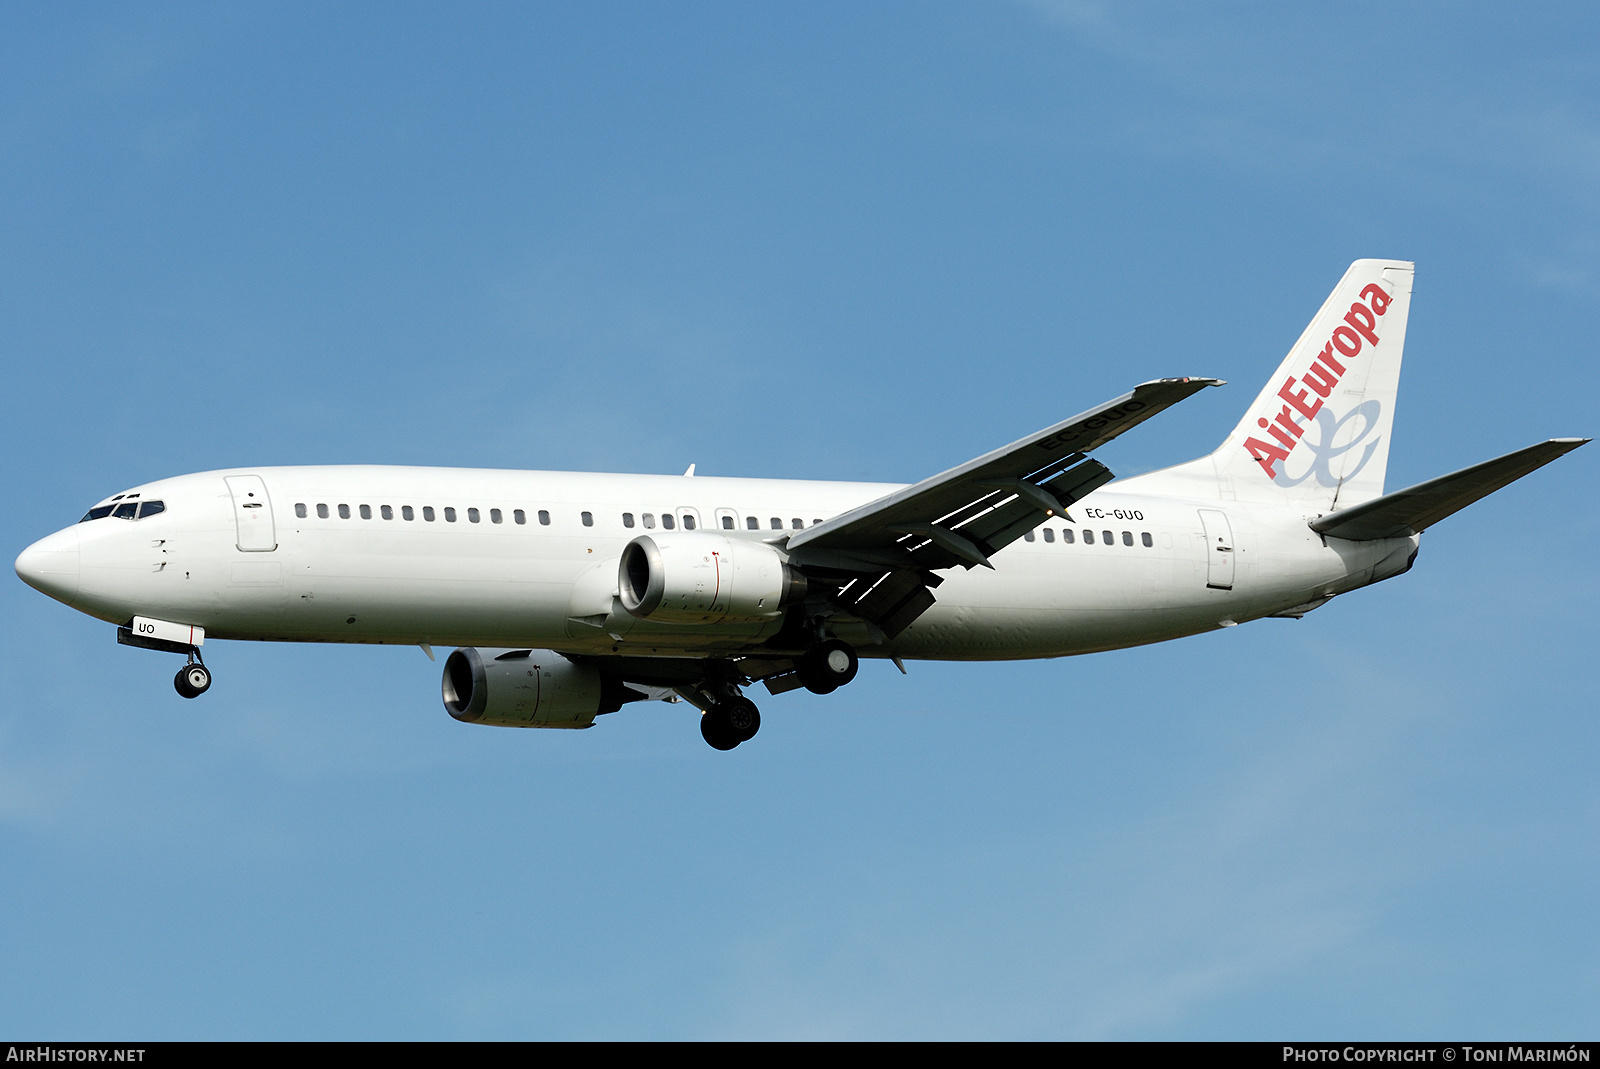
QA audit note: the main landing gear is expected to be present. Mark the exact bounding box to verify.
[693,637,863,751]
[796,638,858,694]
[174,655,211,699]
[695,663,764,751]
[700,696,760,751]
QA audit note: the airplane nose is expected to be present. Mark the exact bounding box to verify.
[15,527,80,605]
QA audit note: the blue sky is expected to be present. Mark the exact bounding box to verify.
[2,2,1595,1039]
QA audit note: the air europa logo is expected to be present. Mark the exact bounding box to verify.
[1243,281,1392,480]
[1273,399,1382,489]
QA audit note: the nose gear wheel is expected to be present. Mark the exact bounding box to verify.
[174,662,211,698]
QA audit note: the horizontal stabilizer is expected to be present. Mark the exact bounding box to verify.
[1310,438,1588,541]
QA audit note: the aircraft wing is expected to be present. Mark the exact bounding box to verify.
[785,377,1222,637]
[1310,438,1589,542]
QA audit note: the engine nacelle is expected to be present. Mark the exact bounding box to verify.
[618,532,806,624]
[442,647,631,729]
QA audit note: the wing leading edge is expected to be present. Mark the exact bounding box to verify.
[784,377,1222,638]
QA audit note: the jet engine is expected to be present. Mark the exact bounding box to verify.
[617,532,807,625]
[442,647,639,729]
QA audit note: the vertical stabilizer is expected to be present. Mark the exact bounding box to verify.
[1212,259,1414,509]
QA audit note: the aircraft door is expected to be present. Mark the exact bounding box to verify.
[225,475,278,552]
[1198,509,1234,590]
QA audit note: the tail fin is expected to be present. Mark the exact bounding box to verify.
[1213,259,1414,509]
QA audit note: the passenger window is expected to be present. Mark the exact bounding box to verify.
[1102,530,1113,545]
[1042,528,1055,543]
[791,518,803,529]
[114,503,138,519]
[469,508,480,523]
[623,513,635,528]
[682,514,695,530]
[770,517,782,530]
[491,509,502,524]
[381,505,393,520]
[1122,531,1133,546]
[746,516,759,530]
[642,513,655,529]
[1141,532,1153,547]
[423,506,435,521]
[514,509,526,525]
[339,504,351,519]
[1083,529,1094,545]
[1023,530,1035,542]
[1062,528,1075,544]
[317,504,329,519]
[402,506,414,521]
[813,519,823,526]
[295,503,308,518]
[139,501,165,519]
[538,510,550,525]
[581,511,593,527]
[444,507,457,522]
[359,504,372,519]
[721,515,734,530]
[662,514,676,530]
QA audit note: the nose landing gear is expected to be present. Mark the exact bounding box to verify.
[174,657,211,699]
[117,620,213,699]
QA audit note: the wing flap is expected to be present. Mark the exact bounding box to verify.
[1310,438,1588,541]
[785,377,1220,637]
[790,378,1220,561]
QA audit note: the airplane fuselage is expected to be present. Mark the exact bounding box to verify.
[27,465,1416,662]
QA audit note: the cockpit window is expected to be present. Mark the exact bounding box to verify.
[79,499,166,522]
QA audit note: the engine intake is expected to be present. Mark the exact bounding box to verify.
[617,533,806,624]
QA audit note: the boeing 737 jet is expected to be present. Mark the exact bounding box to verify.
[14,260,1587,749]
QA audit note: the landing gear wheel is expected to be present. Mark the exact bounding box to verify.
[701,697,760,749]
[174,663,211,699]
[722,697,761,742]
[700,710,740,751]
[798,639,858,694]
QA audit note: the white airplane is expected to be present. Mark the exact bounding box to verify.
[14,260,1587,750]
